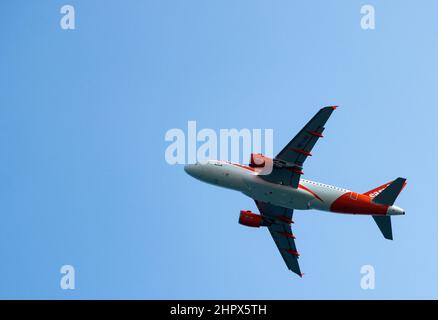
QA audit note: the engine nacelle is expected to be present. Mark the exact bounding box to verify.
[249,153,273,175]
[249,153,266,168]
[239,210,270,228]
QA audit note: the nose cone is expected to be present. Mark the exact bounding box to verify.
[184,163,202,179]
[184,164,193,175]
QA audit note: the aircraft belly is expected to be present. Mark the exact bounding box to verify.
[242,176,313,210]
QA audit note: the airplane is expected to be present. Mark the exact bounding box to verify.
[184,106,406,277]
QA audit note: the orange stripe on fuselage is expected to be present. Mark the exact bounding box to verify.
[298,184,324,202]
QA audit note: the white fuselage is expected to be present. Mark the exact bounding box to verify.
[184,160,405,216]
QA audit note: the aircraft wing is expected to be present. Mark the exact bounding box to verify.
[255,200,302,277]
[262,106,337,188]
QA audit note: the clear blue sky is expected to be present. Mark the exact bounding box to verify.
[0,1,437,299]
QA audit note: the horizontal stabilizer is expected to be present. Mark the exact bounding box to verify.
[372,178,406,206]
[372,216,393,240]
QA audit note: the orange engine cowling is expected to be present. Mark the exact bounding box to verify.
[249,153,266,168]
[239,210,262,228]
[249,153,274,175]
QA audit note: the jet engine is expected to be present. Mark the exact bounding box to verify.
[249,153,273,175]
[239,210,262,227]
[249,153,266,168]
[239,210,271,228]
